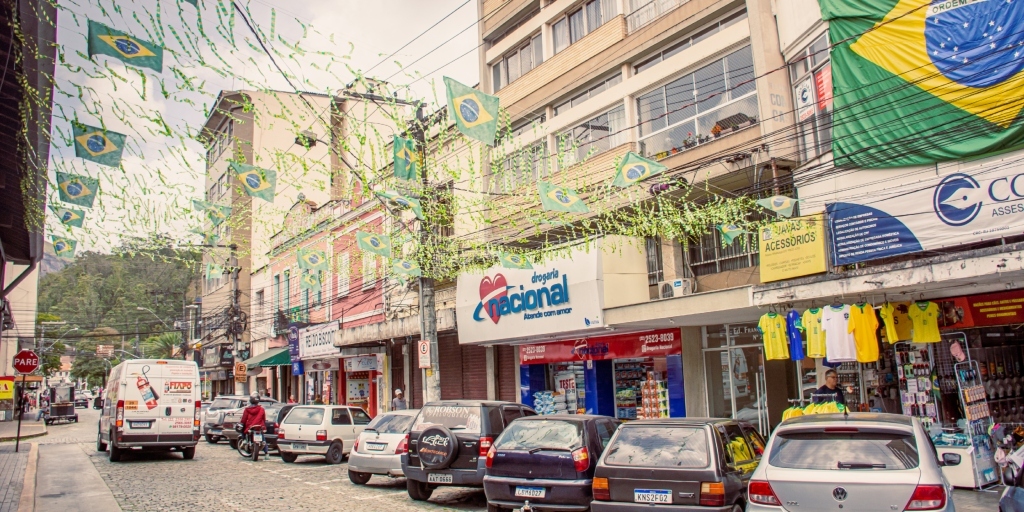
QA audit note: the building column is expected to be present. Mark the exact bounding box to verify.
[745,0,795,145]
[680,326,706,417]
[486,346,497,400]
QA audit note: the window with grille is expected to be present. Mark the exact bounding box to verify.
[362,254,376,290]
[493,34,543,91]
[337,253,350,297]
[790,32,832,162]
[552,0,618,55]
[556,104,627,166]
[646,237,665,299]
[494,141,549,193]
[553,73,622,117]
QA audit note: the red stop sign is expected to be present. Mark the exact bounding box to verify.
[12,350,39,374]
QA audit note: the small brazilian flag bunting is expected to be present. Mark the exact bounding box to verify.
[499,252,532,269]
[375,190,423,220]
[297,248,328,271]
[73,123,126,167]
[87,20,163,72]
[718,224,748,245]
[55,172,99,208]
[190,228,219,246]
[755,195,799,218]
[181,0,199,6]
[392,259,422,277]
[299,271,321,293]
[50,236,77,260]
[193,200,231,226]
[538,181,589,213]
[444,77,500,146]
[205,262,224,279]
[356,231,392,258]
[612,152,667,188]
[393,137,419,181]
[49,205,85,228]
[230,161,277,202]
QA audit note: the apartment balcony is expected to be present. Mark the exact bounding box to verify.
[626,0,690,33]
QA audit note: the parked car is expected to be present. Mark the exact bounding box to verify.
[747,413,958,512]
[483,414,619,512]
[202,395,278,444]
[276,405,372,464]
[348,409,420,484]
[222,403,295,451]
[591,418,763,512]
[402,400,536,502]
[74,396,90,408]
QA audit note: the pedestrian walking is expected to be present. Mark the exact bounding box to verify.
[287,395,296,404]
[391,389,407,410]
[36,396,49,421]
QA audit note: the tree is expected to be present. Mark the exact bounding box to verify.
[40,342,65,378]
[70,327,122,387]
[143,332,183,360]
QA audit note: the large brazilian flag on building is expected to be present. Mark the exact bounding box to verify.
[821,0,1024,168]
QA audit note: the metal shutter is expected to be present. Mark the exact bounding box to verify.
[496,345,518,403]
[461,343,488,400]
[390,341,405,404]
[438,334,463,400]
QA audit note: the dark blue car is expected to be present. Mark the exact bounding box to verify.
[484,414,619,512]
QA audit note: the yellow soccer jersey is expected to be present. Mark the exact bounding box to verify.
[802,308,826,358]
[879,302,913,343]
[848,303,880,363]
[908,301,942,343]
[758,312,790,360]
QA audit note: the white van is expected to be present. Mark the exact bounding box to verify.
[96,359,202,462]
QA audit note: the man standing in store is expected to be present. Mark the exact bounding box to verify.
[391,389,407,410]
[812,369,847,406]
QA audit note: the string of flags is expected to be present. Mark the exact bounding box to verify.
[230,162,278,202]
[56,172,99,208]
[49,206,85,228]
[87,20,164,73]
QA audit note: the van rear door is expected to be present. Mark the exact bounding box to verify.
[121,361,199,444]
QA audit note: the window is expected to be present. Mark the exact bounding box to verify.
[351,409,372,425]
[337,253,350,296]
[316,270,324,305]
[331,408,352,425]
[493,420,584,450]
[206,119,234,166]
[603,426,709,467]
[553,0,618,55]
[553,73,622,117]
[637,46,758,160]
[596,420,618,449]
[273,274,280,311]
[501,405,523,426]
[284,407,325,425]
[553,18,569,54]
[768,431,919,470]
[493,34,543,91]
[646,237,664,300]
[362,254,376,290]
[557,104,627,166]
[633,10,748,74]
[790,32,832,162]
[256,290,265,319]
[494,141,549,193]
[685,225,759,277]
[366,413,415,434]
[284,270,291,310]
[718,423,756,466]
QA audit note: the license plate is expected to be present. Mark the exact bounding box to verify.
[291,443,307,451]
[129,421,151,429]
[515,486,545,498]
[634,489,671,503]
[366,442,387,451]
[427,473,453,484]
[252,433,263,442]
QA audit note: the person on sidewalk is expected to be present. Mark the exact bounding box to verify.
[36,396,49,421]
[391,389,407,410]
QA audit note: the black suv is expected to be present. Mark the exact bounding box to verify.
[402,400,535,501]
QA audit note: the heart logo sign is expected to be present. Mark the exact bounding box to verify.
[478,274,509,324]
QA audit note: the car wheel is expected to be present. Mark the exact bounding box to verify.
[108,435,122,463]
[96,428,107,452]
[182,447,196,460]
[406,478,433,501]
[325,441,344,464]
[204,434,219,444]
[281,451,298,463]
[228,439,238,449]
[348,470,372,485]
[732,505,743,512]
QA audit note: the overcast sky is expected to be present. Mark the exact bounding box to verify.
[48,0,480,253]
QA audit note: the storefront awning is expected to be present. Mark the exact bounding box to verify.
[241,347,289,370]
[259,348,291,367]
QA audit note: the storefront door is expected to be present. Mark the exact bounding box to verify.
[703,324,769,435]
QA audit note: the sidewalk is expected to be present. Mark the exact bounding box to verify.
[35,444,121,512]
[953,488,1002,511]
[0,443,33,512]
[0,413,47,442]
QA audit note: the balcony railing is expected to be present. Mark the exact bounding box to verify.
[639,93,759,160]
[626,0,690,33]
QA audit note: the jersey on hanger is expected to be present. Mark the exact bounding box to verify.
[879,302,912,343]
[821,304,857,362]
[848,303,880,363]
[802,308,826,358]
[786,309,805,361]
[758,312,790,360]
[908,301,942,343]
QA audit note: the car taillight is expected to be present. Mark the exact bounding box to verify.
[316,430,327,442]
[699,482,725,507]
[193,400,201,428]
[485,445,496,468]
[354,438,360,452]
[278,428,285,440]
[904,485,946,511]
[571,447,590,472]
[592,477,610,501]
[748,480,781,506]
[395,435,408,455]
[115,400,124,431]
[478,437,493,457]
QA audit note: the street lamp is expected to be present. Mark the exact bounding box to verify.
[136,306,170,328]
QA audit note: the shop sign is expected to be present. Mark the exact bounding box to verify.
[0,376,13,400]
[299,321,340,360]
[758,213,827,283]
[796,78,815,121]
[218,346,234,367]
[815,62,832,112]
[937,289,1024,329]
[306,359,339,372]
[519,329,680,365]
[827,157,1024,265]
[418,340,431,369]
[343,355,378,372]
[234,363,247,383]
[456,247,603,344]
[554,371,578,410]
[287,323,301,358]
[291,360,304,376]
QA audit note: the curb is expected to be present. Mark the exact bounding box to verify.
[0,431,47,443]
[18,442,38,512]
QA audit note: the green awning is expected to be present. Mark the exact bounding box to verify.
[241,347,290,370]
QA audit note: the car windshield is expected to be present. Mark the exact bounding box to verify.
[412,405,482,434]
[367,413,416,434]
[494,420,583,451]
[604,426,709,468]
[769,431,919,470]
[209,398,237,411]
[284,407,325,426]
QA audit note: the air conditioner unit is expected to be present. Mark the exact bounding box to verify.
[658,279,693,300]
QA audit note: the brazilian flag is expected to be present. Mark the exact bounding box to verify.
[49,205,85,228]
[356,231,392,258]
[444,77,500,146]
[612,152,667,188]
[230,161,277,202]
[821,0,1024,167]
[392,259,422,277]
[755,195,799,218]
[538,181,589,213]
[50,236,77,259]
[205,263,224,279]
[297,248,328,271]
[299,271,321,293]
[87,20,163,72]
[192,200,231,226]
[394,137,419,180]
[190,228,219,246]
[56,172,99,208]
[499,252,532,270]
[375,190,423,220]
[73,123,126,167]
[718,224,748,245]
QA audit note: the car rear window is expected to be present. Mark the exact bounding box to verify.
[367,413,416,434]
[604,426,709,468]
[494,420,583,451]
[412,405,482,434]
[284,407,325,426]
[210,398,238,411]
[769,431,919,470]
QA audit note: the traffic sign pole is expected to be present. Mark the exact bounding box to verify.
[14,373,25,452]
[12,349,40,453]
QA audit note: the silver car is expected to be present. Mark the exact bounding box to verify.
[347,409,418,484]
[746,413,960,512]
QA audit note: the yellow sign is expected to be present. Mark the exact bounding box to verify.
[758,213,827,283]
[0,378,14,400]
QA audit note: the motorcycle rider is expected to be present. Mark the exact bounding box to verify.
[239,395,268,455]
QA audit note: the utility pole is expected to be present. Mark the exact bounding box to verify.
[228,243,244,395]
[411,104,441,404]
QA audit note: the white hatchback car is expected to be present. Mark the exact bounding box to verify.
[347,409,419,484]
[276,405,371,464]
